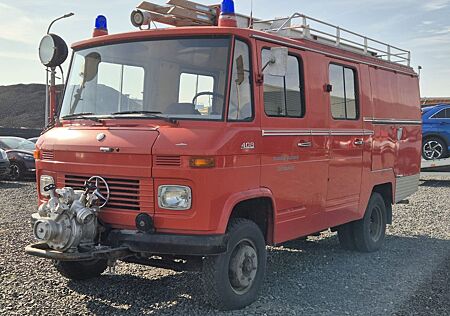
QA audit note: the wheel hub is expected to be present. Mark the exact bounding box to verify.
[423,140,443,160]
[229,240,258,294]
[369,206,383,242]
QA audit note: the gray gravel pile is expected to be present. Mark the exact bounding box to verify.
[0,175,449,315]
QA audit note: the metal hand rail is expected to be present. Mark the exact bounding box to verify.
[255,13,411,67]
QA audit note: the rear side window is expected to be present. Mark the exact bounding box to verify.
[432,108,450,119]
[262,49,304,118]
[329,64,358,120]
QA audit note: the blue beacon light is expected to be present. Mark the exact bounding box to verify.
[219,0,237,27]
[95,15,108,30]
[93,15,108,37]
[221,0,235,14]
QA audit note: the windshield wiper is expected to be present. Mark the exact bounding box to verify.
[62,113,101,122]
[111,111,177,124]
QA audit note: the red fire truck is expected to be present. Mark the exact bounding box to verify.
[27,0,422,310]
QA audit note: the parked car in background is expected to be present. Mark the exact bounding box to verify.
[0,149,10,179]
[0,137,36,180]
[28,137,40,144]
[422,104,450,160]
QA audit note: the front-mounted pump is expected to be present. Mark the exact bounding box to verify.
[32,177,110,252]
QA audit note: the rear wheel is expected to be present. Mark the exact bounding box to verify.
[202,218,267,310]
[422,137,447,160]
[54,259,108,280]
[353,193,387,252]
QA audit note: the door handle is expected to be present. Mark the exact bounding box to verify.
[354,139,364,146]
[298,141,312,148]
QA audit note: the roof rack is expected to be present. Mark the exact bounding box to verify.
[253,13,411,67]
[133,1,411,67]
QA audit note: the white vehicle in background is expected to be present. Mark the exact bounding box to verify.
[0,149,10,179]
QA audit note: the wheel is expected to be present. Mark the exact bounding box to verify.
[353,193,387,253]
[422,137,448,160]
[9,162,23,181]
[337,222,356,250]
[202,218,267,310]
[54,259,108,280]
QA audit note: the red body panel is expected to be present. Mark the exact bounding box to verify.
[36,26,421,244]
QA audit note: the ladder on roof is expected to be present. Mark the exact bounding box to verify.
[253,13,411,67]
[136,0,219,26]
[134,1,411,67]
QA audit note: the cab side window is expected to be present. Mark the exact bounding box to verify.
[228,40,253,121]
[329,64,358,120]
[262,49,304,118]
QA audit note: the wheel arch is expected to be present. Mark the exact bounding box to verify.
[422,133,448,146]
[372,183,393,224]
[218,188,276,245]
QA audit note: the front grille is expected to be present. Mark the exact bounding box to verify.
[41,150,54,160]
[155,156,181,166]
[64,175,152,212]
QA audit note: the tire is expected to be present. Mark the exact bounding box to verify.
[353,193,387,253]
[9,162,23,181]
[337,222,356,250]
[54,259,108,280]
[202,218,267,311]
[422,137,448,160]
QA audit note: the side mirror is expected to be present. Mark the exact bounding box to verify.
[38,34,68,68]
[83,52,102,83]
[262,47,288,77]
[235,55,245,85]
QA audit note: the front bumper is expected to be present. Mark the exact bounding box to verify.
[25,230,228,261]
[107,230,228,256]
[23,160,36,174]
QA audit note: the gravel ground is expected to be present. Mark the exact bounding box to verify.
[0,176,449,315]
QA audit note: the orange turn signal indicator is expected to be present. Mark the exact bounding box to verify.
[33,149,41,160]
[189,157,216,168]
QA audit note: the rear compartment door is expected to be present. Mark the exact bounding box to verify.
[326,63,364,213]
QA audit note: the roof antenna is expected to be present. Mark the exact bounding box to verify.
[249,0,254,28]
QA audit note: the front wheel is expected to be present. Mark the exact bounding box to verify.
[54,259,108,280]
[202,219,267,310]
[9,162,23,181]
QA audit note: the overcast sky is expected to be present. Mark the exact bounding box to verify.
[0,0,449,97]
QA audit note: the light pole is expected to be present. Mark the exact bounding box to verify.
[44,13,74,126]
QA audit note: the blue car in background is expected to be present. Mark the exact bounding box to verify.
[422,104,450,160]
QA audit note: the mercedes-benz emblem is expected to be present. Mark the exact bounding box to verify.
[86,176,110,209]
[96,133,106,142]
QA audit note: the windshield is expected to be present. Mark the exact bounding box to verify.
[0,138,35,151]
[60,37,231,121]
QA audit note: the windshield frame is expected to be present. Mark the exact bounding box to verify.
[58,35,234,123]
